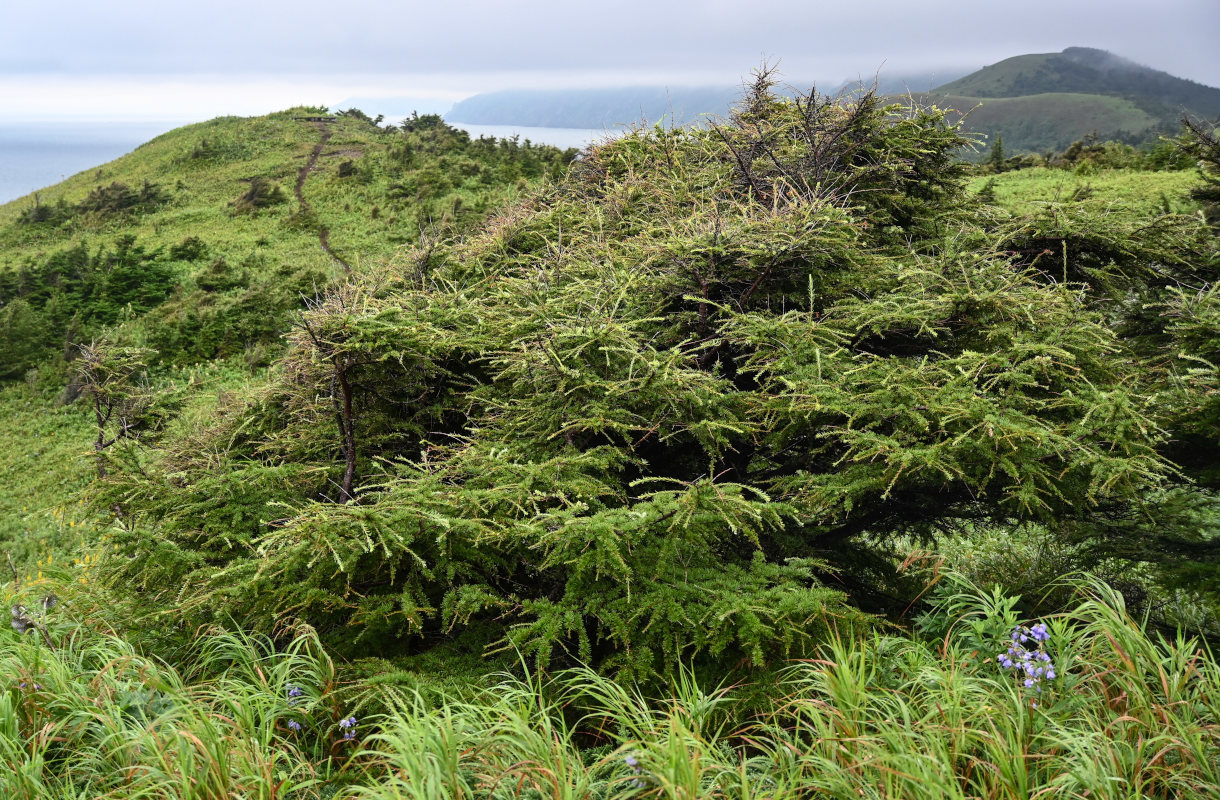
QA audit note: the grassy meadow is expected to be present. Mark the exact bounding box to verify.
[2,89,1219,798]
[969,167,1202,215]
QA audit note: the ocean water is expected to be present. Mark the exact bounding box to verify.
[445,121,622,150]
[0,120,188,205]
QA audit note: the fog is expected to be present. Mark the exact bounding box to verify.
[2,0,1216,120]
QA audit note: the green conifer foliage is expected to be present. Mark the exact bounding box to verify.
[101,77,1178,679]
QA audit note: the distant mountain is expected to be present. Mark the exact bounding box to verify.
[926,47,1220,153]
[830,69,971,97]
[446,87,743,129]
[446,70,970,129]
[935,48,1220,117]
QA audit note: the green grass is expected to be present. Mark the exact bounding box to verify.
[0,380,94,570]
[3,573,1217,798]
[918,92,1159,153]
[0,357,266,574]
[0,112,329,263]
[971,167,1203,215]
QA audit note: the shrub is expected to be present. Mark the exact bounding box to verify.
[77,180,169,217]
[168,235,209,261]
[233,177,288,214]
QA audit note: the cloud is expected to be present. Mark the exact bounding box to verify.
[3,0,1217,119]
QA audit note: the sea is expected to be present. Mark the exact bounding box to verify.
[0,120,618,206]
[0,121,190,206]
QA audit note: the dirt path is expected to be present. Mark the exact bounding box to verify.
[295,122,353,273]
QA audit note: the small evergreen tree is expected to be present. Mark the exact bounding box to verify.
[986,134,1006,172]
[75,340,157,478]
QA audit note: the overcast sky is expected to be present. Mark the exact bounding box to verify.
[2,0,1217,121]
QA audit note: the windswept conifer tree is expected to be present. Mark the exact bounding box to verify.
[75,339,157,479]
[100,73,1200,680]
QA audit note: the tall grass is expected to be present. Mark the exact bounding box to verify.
[1,610,342,799]
[4,575,1217,799]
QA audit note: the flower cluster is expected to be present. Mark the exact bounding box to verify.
[997,622,1057,703]
[277,683,358,742]
[283,683,306,733]
[625,754,645,789]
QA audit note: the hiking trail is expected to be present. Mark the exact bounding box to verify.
[295,121,353,273]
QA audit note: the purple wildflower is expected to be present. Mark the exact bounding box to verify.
[997,622,1059,700]
[624,753,646,788]
[287,719,302,731]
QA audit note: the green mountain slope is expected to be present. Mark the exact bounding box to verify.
[0,109,575,373]
[917,91,1159,154]
[926,47,1220,153]
[936,47,1220,117]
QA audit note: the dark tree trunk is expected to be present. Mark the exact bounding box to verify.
[93,395,108,479]
[335,363,357,503]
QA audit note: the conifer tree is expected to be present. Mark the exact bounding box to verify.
[986,134,1006,172]
[75,340,156,479]
[97,76,1203,679]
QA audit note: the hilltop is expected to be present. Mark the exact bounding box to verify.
[927,47,1220,153]
[935,47,1220,117]
[0,109,575,375]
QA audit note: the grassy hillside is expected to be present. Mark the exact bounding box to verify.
[0,109,574,369]
[0,108,575,569]
[920,91,1158,154]
[69,80,1216,675]
[968,166,1201,215]
[925,47,1220,154]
